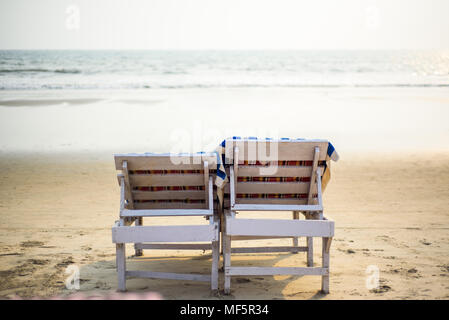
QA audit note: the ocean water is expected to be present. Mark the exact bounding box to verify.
[0,50,448,90]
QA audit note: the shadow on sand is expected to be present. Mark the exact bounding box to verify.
[73,240,329,300]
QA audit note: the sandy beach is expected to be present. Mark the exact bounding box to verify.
[2,0,449,302]
[0,86,448,299]
[0,150,448,299]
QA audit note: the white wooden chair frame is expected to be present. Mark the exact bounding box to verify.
[111,154,220,293]
[222,142,334,294]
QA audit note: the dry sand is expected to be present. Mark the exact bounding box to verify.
[0,151,448,300]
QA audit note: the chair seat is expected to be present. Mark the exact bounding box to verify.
[226,218,334,238]
[112,223,218,243]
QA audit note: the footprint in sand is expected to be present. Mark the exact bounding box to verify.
[27,259,50,265]
[20,241,45,248]
[420,239,432,246]
[388,267,421,278]
[361,249,371,256]
[438,264,449,273]
[370,285,392,294]
[0,263,37,278]
[94,282,112,290]
[0,252,22,257]
[349,289,361,296]
[407,268,422,278]
[56,256,75,268]
[337,248,356,254]
[97,253,115,258]
[370,278,393,294]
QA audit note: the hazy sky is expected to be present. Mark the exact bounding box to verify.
[1,0,448,50]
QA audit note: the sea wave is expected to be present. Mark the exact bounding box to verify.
[0,68,81,74]
[1,50,448,90]
[1,83,449,90]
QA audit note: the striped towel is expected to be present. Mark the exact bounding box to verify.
[214,137,339,207]
[214,139,228,206]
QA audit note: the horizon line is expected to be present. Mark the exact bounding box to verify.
[1,48,448,51]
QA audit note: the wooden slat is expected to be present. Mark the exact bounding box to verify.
[133,188,219,201]
[135,243,212,250]
[130,174,204,186]
[236,182,315,194]
[208,177,214,211]
[121,208,213,217]
[117,173,124,186]
[112,225,217,243]
[122,161,135,209]
[114,153,218,170]
[231,246,308,253]
[316,168,323,208]
[308,147,320,204]
[204,161,209,208]
[226,219,334,237]
[231,236,292,240]
[234,147,239,184]
[126,270,211,282]
[225,139,329,163]
[230,167,236,207]
[119,176,125,211]
[236,165,325,177]
[226,266,328,276]
[132,190,206,200]
[235,198,309,205]
[135,201,221,210]
[133,202,209,210]
[232,204,322,212]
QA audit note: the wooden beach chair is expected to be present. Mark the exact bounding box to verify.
[111,153,220,293]
[221,138,336,294]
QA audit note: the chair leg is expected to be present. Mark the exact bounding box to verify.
[307,237,314,267]
[321,237,330,293]
[305,214,314,266]
[134,217,143,256]
[220,212,226,270]
[220,212,225,254]
[211,240,219,293]
[116,243,126,292]
[220,234,226,271]
[292,211,299,253]
[223,234,231,295]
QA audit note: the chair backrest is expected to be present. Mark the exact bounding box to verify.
[114,153,218,210]
[224,138,329,206]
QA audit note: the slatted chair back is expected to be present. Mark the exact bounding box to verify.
[114,153,218,211]
[223,138,329,209]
